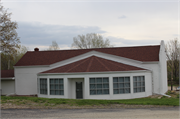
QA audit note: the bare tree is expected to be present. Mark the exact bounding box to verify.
[1,45,28,70]
[48,41,60,50]
[71,33,113,49]
[165,38,179,90]
[0,2,20,53]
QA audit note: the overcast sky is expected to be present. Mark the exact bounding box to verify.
[1,0,179,51]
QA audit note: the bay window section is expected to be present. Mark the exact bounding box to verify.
[90,77,109,95]
[40,78,47,95]
[133,76,145,93]
[113,77,130,94]
[50,78,64,95]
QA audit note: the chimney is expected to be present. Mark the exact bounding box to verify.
[34,48,39,51]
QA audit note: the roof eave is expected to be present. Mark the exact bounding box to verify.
[38,70,149,76]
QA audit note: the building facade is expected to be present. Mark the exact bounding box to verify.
[13,41,167,99]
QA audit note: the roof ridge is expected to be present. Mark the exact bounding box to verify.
[27,45,160,52]
[66,57,90,72]
[86,57,94,72]
[102,58,128,70]
[95,56,110,71]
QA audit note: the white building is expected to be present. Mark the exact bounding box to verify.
[1,70,15,95]
[4,41,167,99]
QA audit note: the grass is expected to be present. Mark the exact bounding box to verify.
[1,94,179,107]
[168,84,179,87]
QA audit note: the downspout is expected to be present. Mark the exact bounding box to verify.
[151,70,154,95]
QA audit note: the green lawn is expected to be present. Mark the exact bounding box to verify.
[1,95,179,106]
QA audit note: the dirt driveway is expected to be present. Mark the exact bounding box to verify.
[1,107,179,119]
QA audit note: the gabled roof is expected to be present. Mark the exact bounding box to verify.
[40,56,146,74]
[1,70,14,78]
[15,45,160,66]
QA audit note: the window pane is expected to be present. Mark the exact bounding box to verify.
[133,76,145,93]
[60,90,64,95]
[55,90,59,95]
[103,78,109,83]
[90,90,96,95]
[90,78,95,83]
[51,85,55,90]
[113,77,118,82]
[137,77,141,82]
[141,87,145,92]
[113,83,118,88]
[134,88,137,93]
[50,90,55,95]
[97,90,102,94]
[40,79,47,95]
[96,78,102,83]
[125,83,130,88]
[142,77,145,82]
[119,77,124,82]
[45,90,47,94]
[90,77,109,95]
[137,82,141,86]
[97,84,102,89]
[59,85,63,90]
[49,78,64,95]
[55,79,58,83]
[90,84,96,89]
[119,89,124,94]
[103,89,109,94]
[55,84,58,90]
[103,84,109,88]
[141,82,145,86]
[137,87,141,92]
[125,88,130,93]
[59,79,63,84]
[114,89,119,94]
[119,83,124,88]
[125,77,130,82]
[133,77,137,82]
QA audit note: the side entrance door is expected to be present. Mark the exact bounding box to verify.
[76,82,83,99]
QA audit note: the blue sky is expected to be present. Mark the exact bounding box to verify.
[1,0,179,50]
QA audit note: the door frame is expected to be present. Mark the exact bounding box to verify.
[75,82,83,99]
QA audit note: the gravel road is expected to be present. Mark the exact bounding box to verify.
[1,107,179,119]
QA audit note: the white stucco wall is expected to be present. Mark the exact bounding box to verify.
[38,71,152,99]
[1,80,15,95]
[142,63,160,94]
[14,66,50,95]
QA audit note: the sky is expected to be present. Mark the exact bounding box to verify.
[1,0,179,51]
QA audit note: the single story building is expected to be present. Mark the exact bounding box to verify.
[1,70,15,95]
[4,40,167,99]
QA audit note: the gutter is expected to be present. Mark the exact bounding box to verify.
[154,93,171,97]
[6,93,15,96]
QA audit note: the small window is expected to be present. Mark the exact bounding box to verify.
[113,77,130,94]
[50,78,64,95]
[40,78,47,95]
[89,77,109,95]
[133,76,145,93]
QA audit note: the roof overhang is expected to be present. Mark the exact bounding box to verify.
[38,70,150,76]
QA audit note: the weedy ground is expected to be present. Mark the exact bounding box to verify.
[1,91,179,109]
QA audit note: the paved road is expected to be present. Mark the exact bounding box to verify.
[1,107,179,119]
